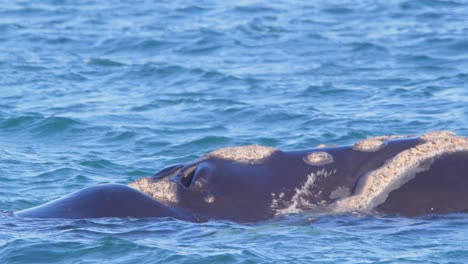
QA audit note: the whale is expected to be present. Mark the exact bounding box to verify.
[15,131,468,222]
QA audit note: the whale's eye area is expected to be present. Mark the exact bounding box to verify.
[180,166,197,188]
[152,164,183,179]
[171,162,213,189]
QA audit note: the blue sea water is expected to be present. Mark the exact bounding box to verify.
[0,0,467,262]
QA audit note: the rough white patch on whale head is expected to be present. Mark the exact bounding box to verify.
[273,169,336,215]
[303,152,334,166]
[353,138,385,152]
[373,134,415,141]
[353,134,416,153]
[420,130,456,141]
[129,177,179,204]
[332,131,468,213]
[206,144,277,164]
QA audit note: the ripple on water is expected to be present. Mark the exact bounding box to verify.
[87,58,126,67]
[31,116,83,135]
[101,38,176,56]
[0,115,39,130]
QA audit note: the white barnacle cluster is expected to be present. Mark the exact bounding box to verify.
[353,134,415,153]
[303,151,334,166]
[419,130,456,141]
[352,138,386,152]
[332,130,468,213]
[206,144,277,164]
[129,177,179,204]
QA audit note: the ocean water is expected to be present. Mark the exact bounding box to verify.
[0,0,467,263]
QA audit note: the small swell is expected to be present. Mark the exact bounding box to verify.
[87,58,126,67]
[31,116,83,135]
[0,115,38,130]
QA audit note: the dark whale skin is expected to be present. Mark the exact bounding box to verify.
[16,184,194,221]
[15,137,468,222]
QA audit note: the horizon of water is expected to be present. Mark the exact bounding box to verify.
[0,0,467,263]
